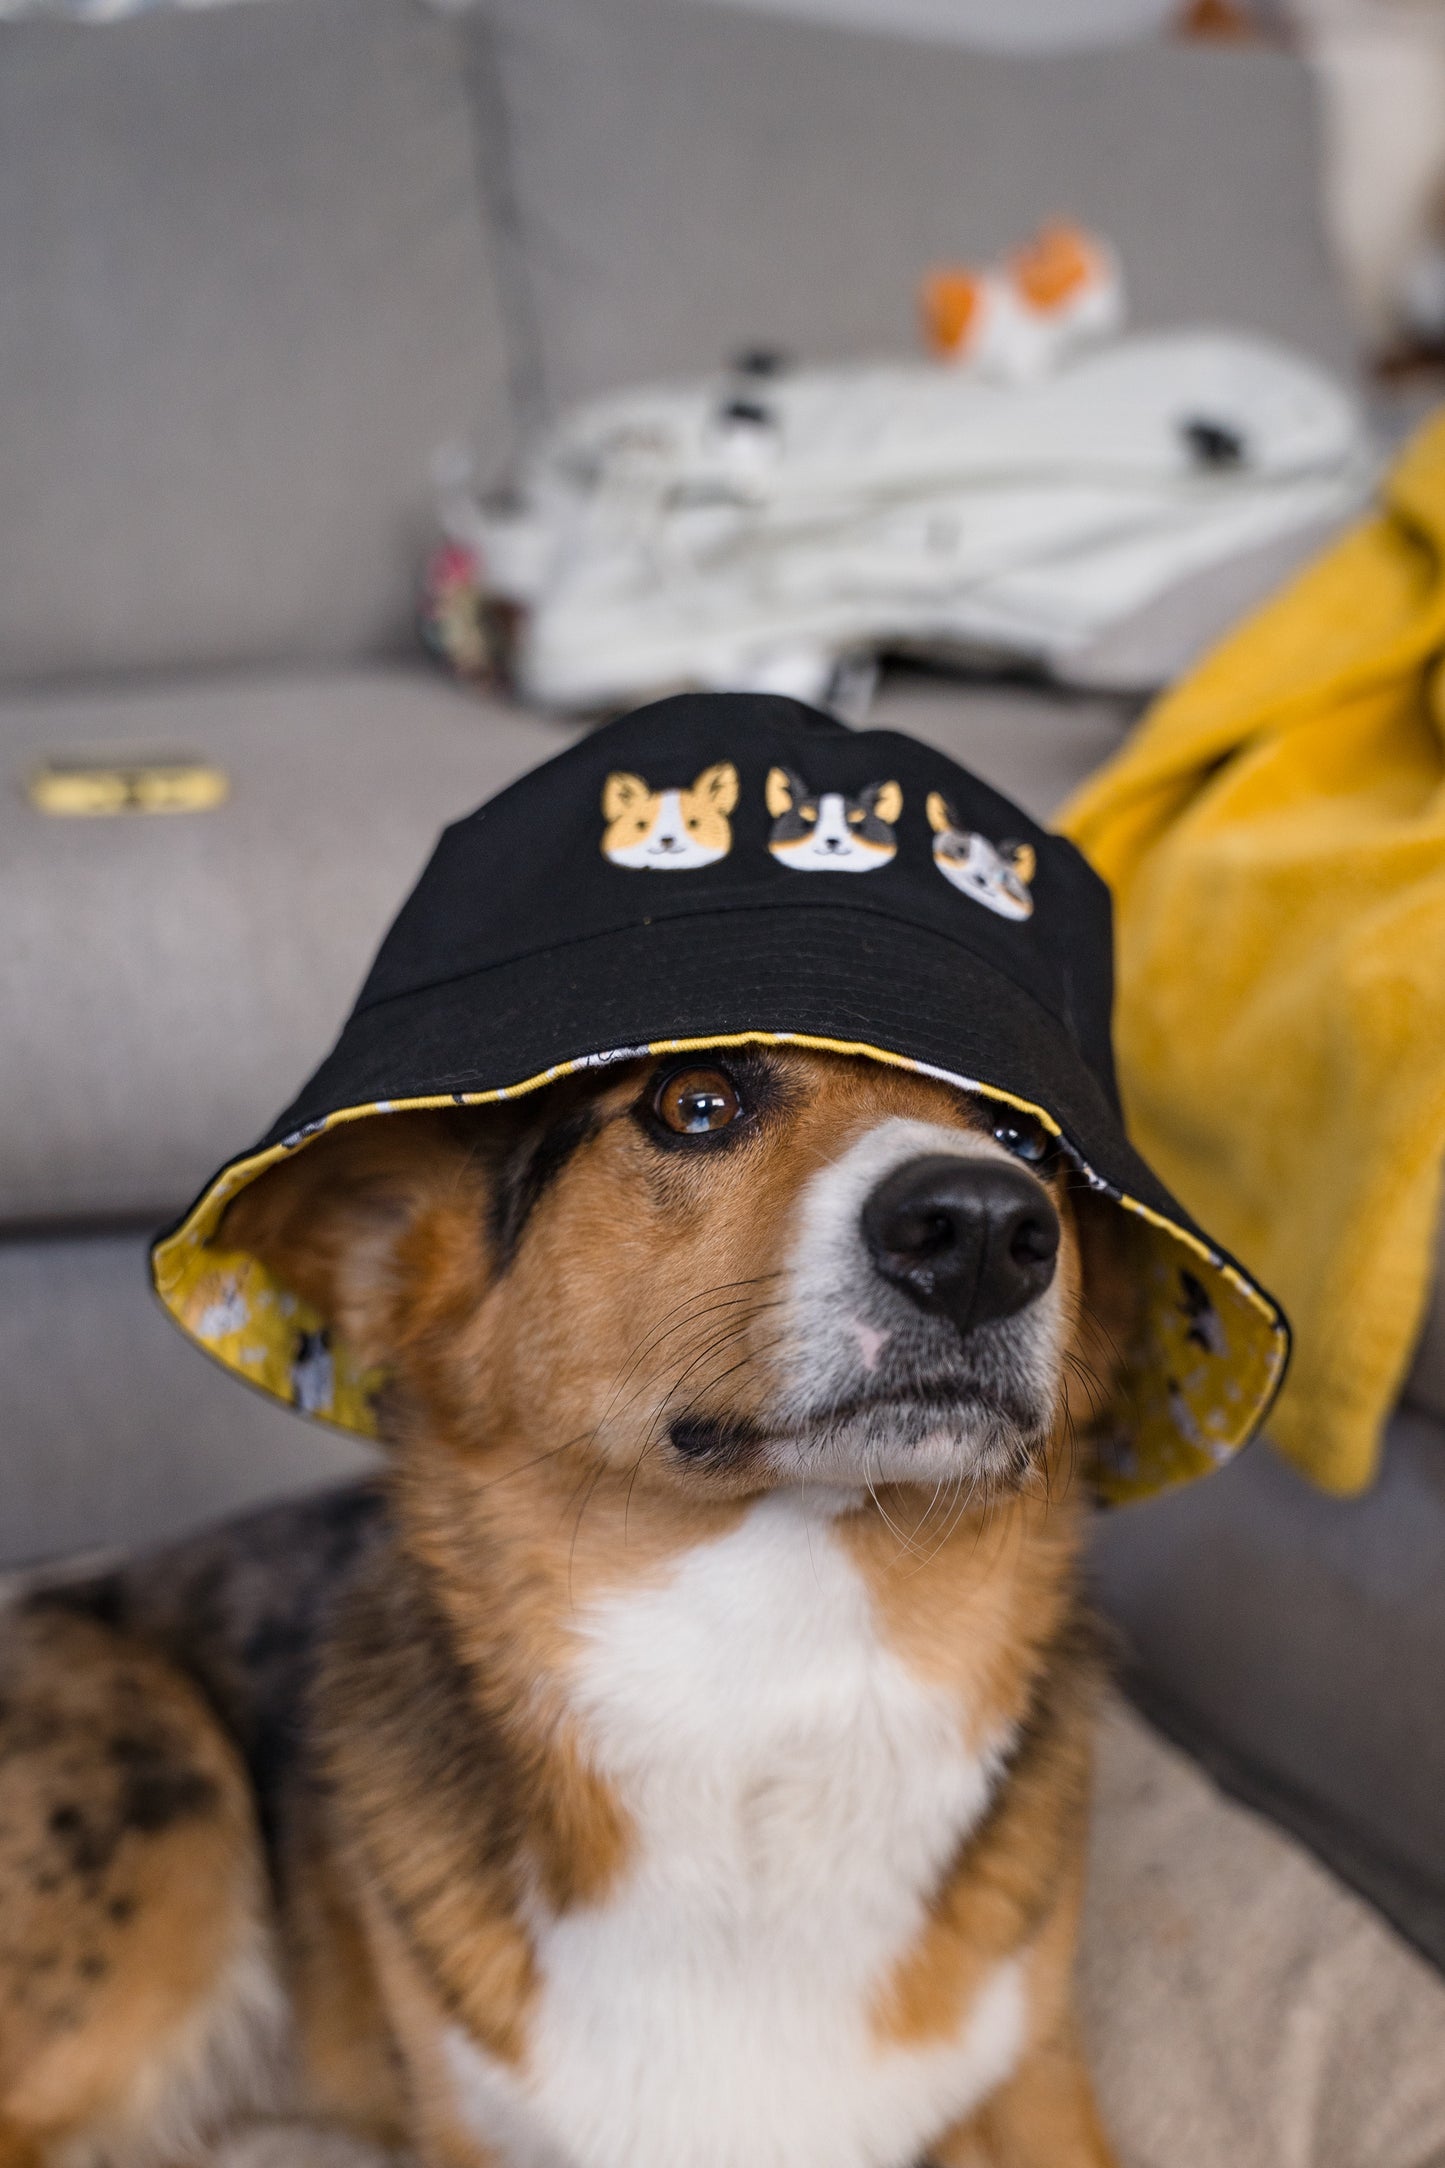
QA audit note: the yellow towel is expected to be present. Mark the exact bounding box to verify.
[1061,414,1445,1494]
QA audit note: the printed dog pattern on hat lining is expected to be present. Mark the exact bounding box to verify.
[291,1328,335,1417]
[601,763,739,869]
[766,766,902,872]
[927,792,1036,921]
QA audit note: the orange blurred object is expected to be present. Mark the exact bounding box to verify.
[1177,0,1258,39]
[918,221,1122,375]
[919,268,987,358]
[1010,222,1105,314]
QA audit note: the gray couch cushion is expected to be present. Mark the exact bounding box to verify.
[480,0,1357,414]
[0,0,513,684]
[0,669,575,1225]
[868,668,1138,820]
[1088,1406,1445,1973]
[0,1229,371,1570]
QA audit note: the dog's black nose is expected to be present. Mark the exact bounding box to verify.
[861,1154,1059,1336]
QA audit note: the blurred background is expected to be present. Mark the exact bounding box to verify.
[2,0,1444,2042]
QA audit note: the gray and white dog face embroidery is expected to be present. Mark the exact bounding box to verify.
[927,793,1036,921]
[766,766,902,873]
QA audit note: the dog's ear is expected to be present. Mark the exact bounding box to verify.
[1002,840,1037,885]
[603,771,652,824]
[864,779,903,826]
[766,765,805,817]
[219,1114,480,1372]
[692,761,739,816]
[926,790,956,836]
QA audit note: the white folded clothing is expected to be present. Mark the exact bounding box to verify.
[449,332,1375,712]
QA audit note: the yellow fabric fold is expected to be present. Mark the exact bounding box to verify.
[1060,413,1445,1494]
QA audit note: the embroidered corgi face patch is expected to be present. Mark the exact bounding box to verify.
[766,767,902,873]
[602,763,738,869]
[927,792,1036,920]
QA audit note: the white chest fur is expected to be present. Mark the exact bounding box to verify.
[443,1495,1026,2168]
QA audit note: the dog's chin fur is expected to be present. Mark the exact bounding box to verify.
[2,1046,1132,2168]
[668,1395,1050,1495]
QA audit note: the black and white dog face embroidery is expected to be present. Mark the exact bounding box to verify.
[927,792,1036,921]
[766,767,902,873]
[601,763,738,870]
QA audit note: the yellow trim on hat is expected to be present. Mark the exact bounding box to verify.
[151,1033,1287,1504]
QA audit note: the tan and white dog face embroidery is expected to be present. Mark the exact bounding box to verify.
[927,794,1036,921]
[602,763,738,870]
[766,766,902,873]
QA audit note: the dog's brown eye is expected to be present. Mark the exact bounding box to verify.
[655,1067,742,1136]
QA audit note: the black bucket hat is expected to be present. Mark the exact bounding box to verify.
[152,692,1288,1502]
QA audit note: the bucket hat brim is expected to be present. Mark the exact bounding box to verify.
[152,903,1288,1504]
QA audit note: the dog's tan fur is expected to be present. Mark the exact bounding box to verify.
[1,1050,1133,2168]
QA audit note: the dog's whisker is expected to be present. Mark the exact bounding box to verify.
[615,1274,785,1369]
[651,1316,785,1424]
[863,1449,930,1565]
[622,1428,661,1546]
[468,1429,600,1493]
[904,1473,975,1579]
[641,1332,791,1468]
[594,1280,776,1403]
[652,1330,790,1440]
[565,1458,610,1611]
[624,1301,787,1418]
[800,1470,821,1587]
[597,1285,786,1429]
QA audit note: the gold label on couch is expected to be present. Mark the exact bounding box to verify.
[27,756,230,817]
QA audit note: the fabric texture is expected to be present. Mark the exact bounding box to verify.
[461,336,1371,710]
[0,0,263,15]
[480,0,1356,415]
[151,691,1288,1498]
[0,670,577,1225]
[1089,1401,1445,1976]
[1062,414,1445,1494]
[0,0,513,682]
[1082,1692,1445,2168]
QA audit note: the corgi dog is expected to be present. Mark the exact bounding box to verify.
[601,764,738,869]
[0,1046,1130,2168]
[766,766,902,872]
[927,793,1037,921]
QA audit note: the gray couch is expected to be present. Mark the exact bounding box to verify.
[4,0,1443,1977]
